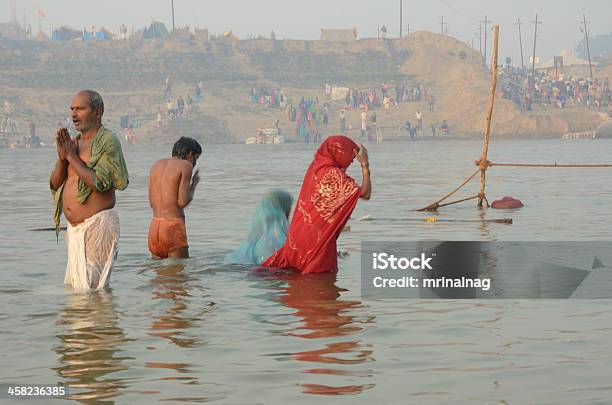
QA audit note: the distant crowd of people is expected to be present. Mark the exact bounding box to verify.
[0,116,19,135]
[1,100,19,135]
[159,78,206,129]
[337,81,433,113]
[1,115,42,148]
[248,87,287,108]
[265,80,449,144]
[292,97,323,143]
[500,67,612,111]
[166,95,195,119]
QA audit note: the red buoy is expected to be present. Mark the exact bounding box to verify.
[491,196,524,209]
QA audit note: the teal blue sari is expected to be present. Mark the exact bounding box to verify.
[225,189,293,265]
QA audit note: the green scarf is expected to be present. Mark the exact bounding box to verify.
[51,126,129,236]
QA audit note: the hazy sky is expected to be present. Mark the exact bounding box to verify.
[1,0,611,61]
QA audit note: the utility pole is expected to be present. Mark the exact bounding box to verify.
[582,14,594,80]
[481,16,490,65]
[10,0,17,24]
[516,17,525,70]
[478,24,482,58]
[440,16,445,36]
[399,0,403,37]
[531,14,542,77]
[171,0,176,32]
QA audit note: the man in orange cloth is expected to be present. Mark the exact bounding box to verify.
[148,137,201,259]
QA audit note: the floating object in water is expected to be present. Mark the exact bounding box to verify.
[246,128,285,144]
[491,196,523,209]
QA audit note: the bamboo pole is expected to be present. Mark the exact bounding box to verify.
[417,169,480,211]
[477,25,500,208]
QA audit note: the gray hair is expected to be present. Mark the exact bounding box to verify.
[78,90,104,116]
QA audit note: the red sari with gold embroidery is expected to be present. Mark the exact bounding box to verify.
[263,136,362,274]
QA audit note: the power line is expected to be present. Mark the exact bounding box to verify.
[437,0,479,22]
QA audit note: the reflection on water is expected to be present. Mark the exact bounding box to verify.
[145,261,215,386]
[277,273,376,395]
[281,273,367,339]
[148,262,210,349]
[478,210,491,239]
[54,291,131,402]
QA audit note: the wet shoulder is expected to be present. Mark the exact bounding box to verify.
[150,158,168,176]
[165,158,193,178]
[167,158,192,170]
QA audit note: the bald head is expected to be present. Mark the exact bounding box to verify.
[77,90,104,117]
[71,90,104,134]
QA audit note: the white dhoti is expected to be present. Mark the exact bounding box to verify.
[65,209,120,290]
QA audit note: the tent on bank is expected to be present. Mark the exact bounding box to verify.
[84,27,114,40]
[143,21,169,40]
[52,26,82,41]
[35,31,50,42]
[97,27,114,40]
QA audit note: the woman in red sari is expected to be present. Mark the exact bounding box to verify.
[263,135,371,274]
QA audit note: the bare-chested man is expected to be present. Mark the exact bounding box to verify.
[50,90,129,290]
[148,137,201,259]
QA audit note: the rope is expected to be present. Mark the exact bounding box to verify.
[474,159,492,170]
[491,163,612,168]
[437,194,480,208]
[417,169,480,211]
[416,160,610,212]
[369,217,513,224]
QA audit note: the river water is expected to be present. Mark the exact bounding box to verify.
[1,138,611,403]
